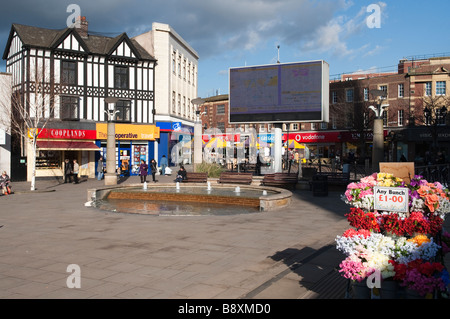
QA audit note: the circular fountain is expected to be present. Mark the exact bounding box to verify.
[87,181,292,216]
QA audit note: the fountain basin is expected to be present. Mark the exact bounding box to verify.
[87,182,292,215]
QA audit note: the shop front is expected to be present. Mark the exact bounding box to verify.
[29,125,99,181]
[157,121,194,166]
[96,123,160,176]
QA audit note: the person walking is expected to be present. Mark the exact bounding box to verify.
[160,155,168,176]
[150,158,158,182]
[139,160,148,183]
[97,156,104,180]
[72,159,80,184]
[64,159,72,183]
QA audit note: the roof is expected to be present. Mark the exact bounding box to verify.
[3,23,156,61]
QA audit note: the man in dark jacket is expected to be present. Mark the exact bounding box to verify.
[64,159,72,183]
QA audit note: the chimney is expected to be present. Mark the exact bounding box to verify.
[75,16,88,38]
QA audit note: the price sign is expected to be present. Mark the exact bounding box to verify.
[373,186,409,213]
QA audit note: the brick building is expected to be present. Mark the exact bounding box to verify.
[198,56,450,165]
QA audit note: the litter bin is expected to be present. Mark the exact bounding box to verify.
[312,174,328,197]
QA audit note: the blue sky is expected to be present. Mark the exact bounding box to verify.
[1,1,450,98]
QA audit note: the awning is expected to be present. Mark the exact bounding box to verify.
[36,141,100,151]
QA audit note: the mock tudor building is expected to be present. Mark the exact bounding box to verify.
[2,17,160,181]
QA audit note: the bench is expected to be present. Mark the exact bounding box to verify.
[183,172,208,183]
[218,172,253,185]
[262,173,298,190]
[309,172,350,190]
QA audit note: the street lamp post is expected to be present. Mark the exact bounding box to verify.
[369,89,389,173]
[104,97,119,185]
[192,97,205,172]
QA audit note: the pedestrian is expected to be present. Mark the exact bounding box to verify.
[139,159,148,183]
[64,159,72,183]
[72,159,79,184]
[0,171,12,195]
[175,165,187,182]
[97,156,104,180]
[150,158,157,182]
[160,155,168,176]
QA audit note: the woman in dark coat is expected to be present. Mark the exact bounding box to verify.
[149,159,158,182]
[139,160,148,183]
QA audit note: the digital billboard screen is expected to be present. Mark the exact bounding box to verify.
[229,60,329,123]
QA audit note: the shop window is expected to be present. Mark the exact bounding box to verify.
[115,100,131,122]
[35,150,61,169]
[60,96,79,120]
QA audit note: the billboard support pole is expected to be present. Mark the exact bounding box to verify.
[273,124,283,173]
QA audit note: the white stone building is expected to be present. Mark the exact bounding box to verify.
[0,72,11,177]
[134,22,199,164]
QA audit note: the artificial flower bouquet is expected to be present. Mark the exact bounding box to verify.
[337,173,450,298]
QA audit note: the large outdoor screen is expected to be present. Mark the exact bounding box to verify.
[229,60,329,123]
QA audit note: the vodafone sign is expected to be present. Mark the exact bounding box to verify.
[284,130,388,143]
[284,132,341,143]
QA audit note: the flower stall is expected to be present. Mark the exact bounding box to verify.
[337,173,450,299]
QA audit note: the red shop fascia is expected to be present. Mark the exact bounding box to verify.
[282,130,388,144]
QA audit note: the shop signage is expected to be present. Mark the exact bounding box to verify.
[373,186,409,213]
[30,128,97,140]
[284,130,388,143]
[96,123,160,140]
[284,132,341,143]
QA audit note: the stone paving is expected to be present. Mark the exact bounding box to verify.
[0,173,448,299]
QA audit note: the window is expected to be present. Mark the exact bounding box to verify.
[61,61,77,85]
[114,66,129,89]
[332,117,337,129]
[331,91,337,104]
[217,122,225,133]
[60,96,79,120]
[292,123,299,130]
[436,81,446,95]
[311,123,316,130]
[320,122,327,130]
[383,111,388,127]
[398,84,404,98]
[425,82,432,96]
[172,51,176,74]
[172,91,176,113]
[398,110,404,126]
[364,88,369,101]
[379,85,387,99]
[346,89,354,102]
[115,100,131,122]
[217,104,225,115]
[437,108,447,125]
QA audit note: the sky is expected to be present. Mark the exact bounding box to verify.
[1,0,450,98]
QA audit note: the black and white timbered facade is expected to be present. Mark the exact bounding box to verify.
[2,18,158,180]
[3,21,156,124]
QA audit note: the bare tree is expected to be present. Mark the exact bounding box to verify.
[0,68,53,191]
[417,94,449,162]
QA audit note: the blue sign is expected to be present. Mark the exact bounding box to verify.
[258,134,274,143]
